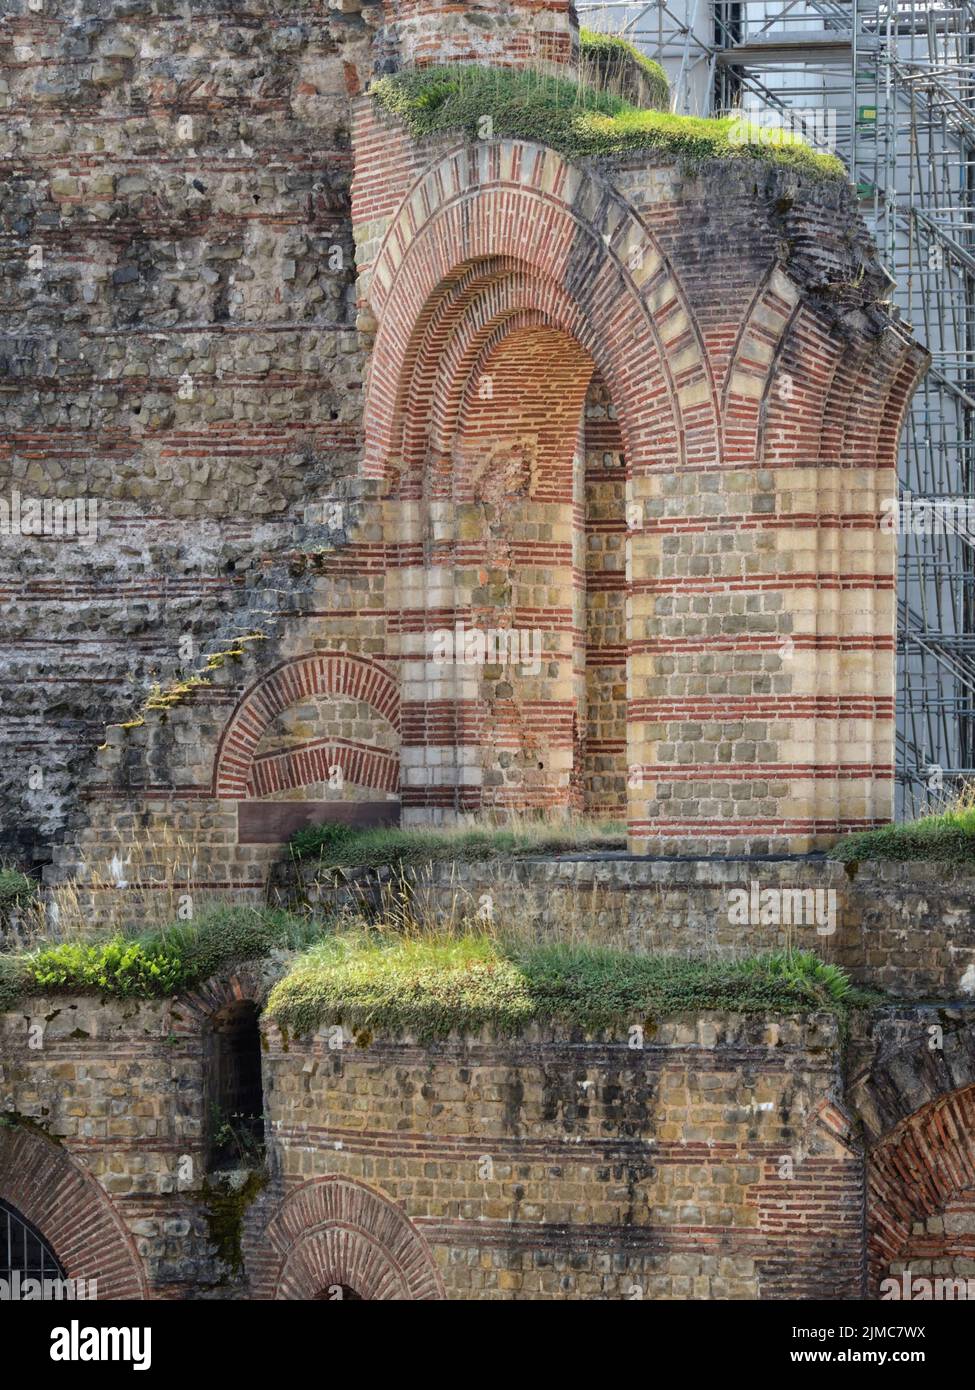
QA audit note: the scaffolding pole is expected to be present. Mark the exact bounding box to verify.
[579,0,975,814]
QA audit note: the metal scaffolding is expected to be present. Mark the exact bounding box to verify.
[580,0,975,814]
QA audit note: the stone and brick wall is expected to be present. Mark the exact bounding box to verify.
[251,1010,861,1300]
[0,0,383,867]
[376,0,579,73]
[2,0,925,889]
[6,975,975,1299]
[0,986,866,1300]
[0,970,281,1297]
[293,855,975,1001]
[351,108,923,853]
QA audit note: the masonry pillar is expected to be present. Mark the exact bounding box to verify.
[378,0,579,72]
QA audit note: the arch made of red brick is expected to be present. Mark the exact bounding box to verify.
[867,1083,975,1294]
[0,1123,148,1299]
[170,966,275,1033]
[256,1176,444,1301]
[455,322,596,502]
[362,140,720,489]
[212,653,401,799]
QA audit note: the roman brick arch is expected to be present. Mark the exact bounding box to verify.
[170,967,274,1032]
[351,107,929,849]
[362,139,720,486]
[722,266,800,462]
[360,140,725,824]
[0,1123,147,1299]
[867,1083,975,1294]
[213,653,401,799]
[255,1177,444,1300]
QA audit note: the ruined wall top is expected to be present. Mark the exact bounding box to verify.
[377,0,579,73]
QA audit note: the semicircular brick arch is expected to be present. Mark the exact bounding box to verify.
[169,965,276,1032]
[866,1080,975,1293]
[362,139,720,487]
[254,1176,444,1301]
[0,1123,148,1300]
[212,653,400,799]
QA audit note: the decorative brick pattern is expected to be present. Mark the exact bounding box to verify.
[214,654,400,798]
[0,1123,147,1300]
[868,1086,975,1293]
[351,109,925,851]
[250,1176,445,1300]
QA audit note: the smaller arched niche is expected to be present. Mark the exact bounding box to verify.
[213,654,402,846]
[204,1000,265,1170]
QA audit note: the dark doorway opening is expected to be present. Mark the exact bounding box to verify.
[205,1000,265,1169]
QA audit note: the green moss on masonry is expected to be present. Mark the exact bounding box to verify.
[0,906,326,1010]
[289,819,626,865]
[830,807,975,864]
[200,1169,267,1279]
[102,632,268,741]
[372,64,846,179]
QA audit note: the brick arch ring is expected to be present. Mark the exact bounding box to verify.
[212,653,400,798]
[866,1082,975,1293]
[361,139,721,484]
[0,1122,148,1299]
[256,1176,445,1300]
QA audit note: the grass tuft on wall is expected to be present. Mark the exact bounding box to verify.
[0,869,36,917]
[830,804,975,865]
[0,906,326,1010]
[0,901,866,1039]
[579,27,670,110]
[372,64,846,179]
[288,818,626,866]
[265,935,863,1040]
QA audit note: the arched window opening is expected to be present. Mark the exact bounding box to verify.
[1,1198,67,1286]
[205,1000,265,1170]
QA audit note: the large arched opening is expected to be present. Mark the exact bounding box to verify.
[377,247,638,823]
[356,139,720,842]
[0,1123,147,1299]
[400,315,629,820]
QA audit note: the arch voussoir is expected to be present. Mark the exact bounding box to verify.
[255,1176,444,1301]
[0,1124,147,1300]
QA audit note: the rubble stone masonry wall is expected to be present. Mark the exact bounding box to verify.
[0,0,383,866]
[2,0,927,892]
